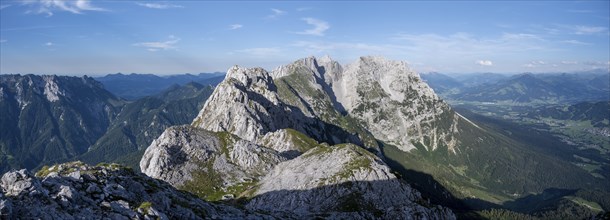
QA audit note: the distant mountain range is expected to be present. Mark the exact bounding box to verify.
[421,71,610,104]
[79,82,214,169]
[0,75,122,173]
[0,74,213,173]
[95,72,224,100]
[528,101,610,128]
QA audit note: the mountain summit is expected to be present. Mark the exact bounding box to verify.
[140,56,457,218]
[192,56,465,153]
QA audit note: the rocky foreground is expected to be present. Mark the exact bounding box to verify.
[0,161,261,219]
[0,160,454,219]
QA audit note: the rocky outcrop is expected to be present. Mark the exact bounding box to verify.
[140,125,284,201]
[140,125,222,186]
[0,161,261,219]
[247,144,454,219]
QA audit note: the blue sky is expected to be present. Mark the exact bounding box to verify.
[0,1,609,75]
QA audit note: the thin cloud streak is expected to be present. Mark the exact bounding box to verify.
[135,2,183,9]
[556,24,608,35]
[267,8,286,19]
[561,40,592,45]
[229,24,243,30]
[133,36,180,52]
[297,18,329,36]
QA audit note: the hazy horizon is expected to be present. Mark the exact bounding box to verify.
[1,1,609,75]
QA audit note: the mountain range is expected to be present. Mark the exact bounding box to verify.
[0,75,213,173]
[141,56,607,218]
[0,75,122,173]
[79,82,214,169]
[95,72,224,100]
[1,56,608,219]
[421,71,610,104]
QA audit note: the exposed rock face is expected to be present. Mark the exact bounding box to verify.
[268,56,462,152]
[337,56,457,152]
[248,144,454,219]
[222,55,459,153]
[141,56,457,219]
[192,64,364,151]
[140,125,283,196]
[0,161,261,219]
[140,126,222,186]
[193,66,282,142]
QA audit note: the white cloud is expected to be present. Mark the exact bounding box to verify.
[133,36,180,52]
[267,8,286,19]
[296,7,311,11]
[583,61,610,66]
[559,25,608,35]
[135,2,183,9]
[573,26,607,35]
[45,42,54,46]
[523,60,547,68]
[0,4,11,10]
[501,33,543,40]
[297,18,329,36]
[475,60,493,66]
[229,24,243,30]
[236,47,282,56]
[532,60,545,65]
[0,39,6,43]
[22,0,106,16]
[560,61,578,65]
[560,40,591,45]
[521,60,608,71]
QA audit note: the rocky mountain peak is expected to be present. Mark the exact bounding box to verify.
[191,56,459,152]
[225,65,273,89]
[141,56,459,218]
[270,55,342,82]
